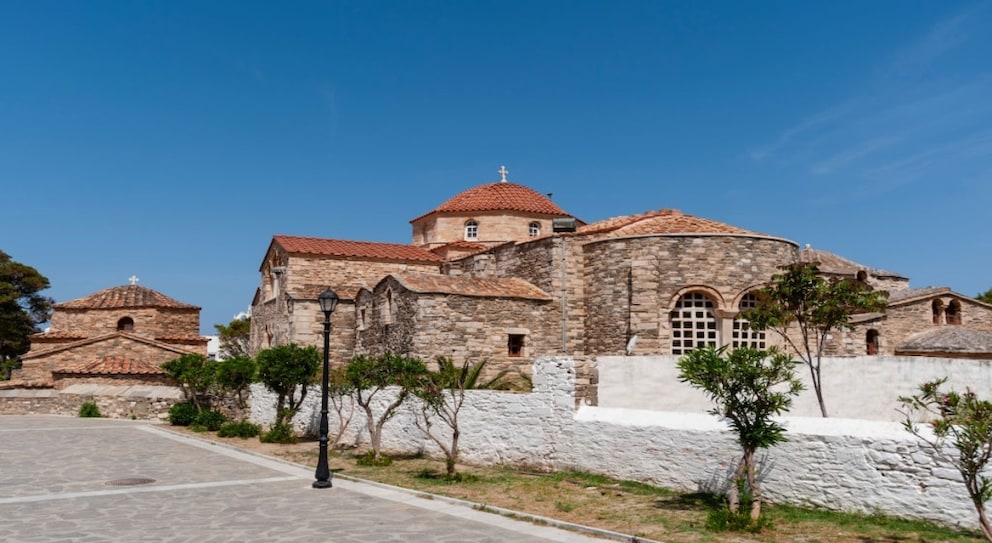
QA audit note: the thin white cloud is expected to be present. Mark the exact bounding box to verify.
[887,6,979,73]
[751,4,991,195]
[749,101,855,161]
[810,137,900,176]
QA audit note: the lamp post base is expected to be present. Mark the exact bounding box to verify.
[312,480,332,489]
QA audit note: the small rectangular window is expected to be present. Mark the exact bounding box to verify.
[508,334,525,357]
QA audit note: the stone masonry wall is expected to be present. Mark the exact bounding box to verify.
[447,236,586,355]
[413,211,558,248]
[251,251,440,354]
[828,296,992,357]
[409,293,555,377]
[249,356,985,530]
[583,235,797,355]
[0,384,181,421]
[17,337,193,383]
[50,308,200,339]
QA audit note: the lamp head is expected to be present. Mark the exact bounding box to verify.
[318,288,339,315]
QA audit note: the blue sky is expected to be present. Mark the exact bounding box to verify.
[2,1,990,334]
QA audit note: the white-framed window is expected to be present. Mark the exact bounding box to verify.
[671,292,718,355]
[465,220,478,240]
[529,222,540,237]
[732,293,765,349]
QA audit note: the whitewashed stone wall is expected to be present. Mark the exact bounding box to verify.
[598,355,992,421]
[249,357,984,529]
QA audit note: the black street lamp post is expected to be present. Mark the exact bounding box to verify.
[313,287,339,489]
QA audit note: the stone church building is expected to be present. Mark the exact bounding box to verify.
[251,168,992,373]
[7,282,207,388]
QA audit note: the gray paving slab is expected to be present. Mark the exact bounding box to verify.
[0,415,625,542]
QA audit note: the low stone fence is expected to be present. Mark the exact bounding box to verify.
[0,384,181,421]
[249,356,981,530]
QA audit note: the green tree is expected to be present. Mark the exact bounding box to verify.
[256,344,320,427]
[0,251,53,379]
[213,355,258,409]
[214,316,251,359]
[161,354,216,410]
[977,288,992,305]
[345,353,427,463]
[900,379,992,541]
[743,263,888,417]
[413,358,515,479]
[678,346,803,522]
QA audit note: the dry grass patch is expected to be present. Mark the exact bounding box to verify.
[172,427,984,543]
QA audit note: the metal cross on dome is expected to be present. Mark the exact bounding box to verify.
[498,165,509,182]
[129,275,139,285]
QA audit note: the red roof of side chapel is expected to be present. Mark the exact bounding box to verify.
[272,235,443,263]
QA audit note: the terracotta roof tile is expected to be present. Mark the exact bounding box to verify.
[274,235,443,263]
[56,356,167,376]
[897,327,992,355]
[412,182,571,222]
[55,285,199,310]
[578,209,786,240]
[391,273,552,301]
[887,286,952,304]
[797,247,906,279]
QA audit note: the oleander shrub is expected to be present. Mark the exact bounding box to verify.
[192,409,227,432]
[78,402,102,418]
[168,401,198,426]
[218,420,262,439]
[260,422,297,444]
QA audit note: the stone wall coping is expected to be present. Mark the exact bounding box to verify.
[0,389,56,398]
[60,384,183,399]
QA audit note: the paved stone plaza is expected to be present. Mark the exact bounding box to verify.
[0,415,618,542]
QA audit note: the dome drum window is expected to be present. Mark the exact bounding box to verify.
[116,317,134,332]
[464,220,479,241]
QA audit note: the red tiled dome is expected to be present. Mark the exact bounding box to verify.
[55,285,199,310]
[413,182,570,221]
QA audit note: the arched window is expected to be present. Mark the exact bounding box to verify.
[671,292,718,355]
[856,270,868,283]
[116,317,134,332]
[866,329,880,355]
[732,293,765,349]
[947,300,962,325]
[932,300,944,325]
[528,222,541,237]
[464,220,478,240]
[383,289,394,324]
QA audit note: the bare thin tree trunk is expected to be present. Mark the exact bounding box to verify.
[745,449,761,521]
[728,457,747,513]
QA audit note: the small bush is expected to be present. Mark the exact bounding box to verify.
[78,402,101,418]
[260,422,297,444]
[193,409,227,431]
[168,401,198,426]
[218,420,262,439]
[356,450,393,467]
[705,507,771,533]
